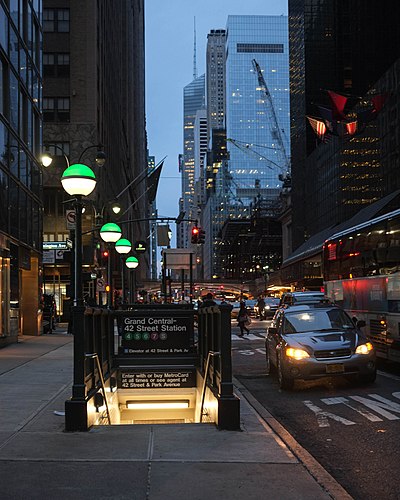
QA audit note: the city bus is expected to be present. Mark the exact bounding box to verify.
[323,208,400,362]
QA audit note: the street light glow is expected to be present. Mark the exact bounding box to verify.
[41,152,53,167]
[115,238,132,254]
[125,256,139,269]
[99,222,122,243]
[61,163,97,196]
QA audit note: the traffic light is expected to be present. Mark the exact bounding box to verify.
[101,250,109,266]
[191,226,199,244]
[198,229,205,244]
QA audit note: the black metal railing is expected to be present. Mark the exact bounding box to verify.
[197,303,240,430]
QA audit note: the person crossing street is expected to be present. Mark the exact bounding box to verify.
[237,301,251,337]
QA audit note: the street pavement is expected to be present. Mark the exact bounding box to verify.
[0,324,352,499]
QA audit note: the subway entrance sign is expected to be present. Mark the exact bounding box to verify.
[115,306,196,390]
[118,309,194,356]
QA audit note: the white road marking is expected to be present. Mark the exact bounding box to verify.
[321,397,383,422]
[237,349,255,356]
[303,400,356,427]
[350,395,400,420]
[232,334,262,341]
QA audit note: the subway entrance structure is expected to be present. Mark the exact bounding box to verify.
[64,301,240,431]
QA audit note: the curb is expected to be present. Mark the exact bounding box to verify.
[233,376,353,500]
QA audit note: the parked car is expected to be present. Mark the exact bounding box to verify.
[265,303,376,390]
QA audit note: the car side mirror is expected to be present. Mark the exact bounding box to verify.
[356,320,366,328]
[268,326,278,335]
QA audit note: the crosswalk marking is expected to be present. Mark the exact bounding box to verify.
[305,392,400,427]
[232,333,264,341]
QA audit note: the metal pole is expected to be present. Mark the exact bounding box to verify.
[121,256,125,303]
[132,270,136,303]
[107,244,112,308]
[189,252,193,304]
[72,195,86,399]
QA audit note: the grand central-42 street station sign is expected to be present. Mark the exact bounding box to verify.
[116,307,196,390]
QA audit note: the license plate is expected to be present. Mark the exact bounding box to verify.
[326,363,344,374]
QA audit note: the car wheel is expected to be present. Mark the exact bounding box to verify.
[359,370,377,384]
[277,356,294,390]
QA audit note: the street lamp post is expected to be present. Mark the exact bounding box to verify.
[126,256,139,303]
[115,238,132,303]
[100,223,122,308]
[61,164,96,430]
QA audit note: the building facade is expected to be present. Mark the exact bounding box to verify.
[179,74,205,249]
[225,15,290,207]
[288,0,400,251]
[0,0,43,344]
[42,0,147,314]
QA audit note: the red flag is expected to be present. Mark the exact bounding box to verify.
[345,120,357,136]
[307,116,327,138]
[327,90,347,120]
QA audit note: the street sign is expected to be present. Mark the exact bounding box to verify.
[43,250,55,264]
[96,278,105,292]
[66,210,76,230]
[118,310,194,356]
[43,241,68,250]
[55,250,65,260]
[134,240,147,252]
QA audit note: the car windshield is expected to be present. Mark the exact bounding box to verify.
[282,309,354,334]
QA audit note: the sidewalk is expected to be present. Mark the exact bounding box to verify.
[0,329,352,500]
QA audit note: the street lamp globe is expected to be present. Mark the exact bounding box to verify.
[100,222,122,243]
[41,151,53,167]
[115,238,132,254]
[95,150,106,167]
[110,201,122,215]
[125,256,139,269]
[61,163,97,196]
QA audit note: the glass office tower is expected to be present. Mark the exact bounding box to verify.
[180,74,205,248]
[225,15,289,206]
[0,0,43,344]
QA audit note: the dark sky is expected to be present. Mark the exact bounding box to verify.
[145,0,288,223]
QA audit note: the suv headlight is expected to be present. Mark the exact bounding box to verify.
[286,347,309,360]
[355,342,374,354]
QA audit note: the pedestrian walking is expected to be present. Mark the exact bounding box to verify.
[237,302,250,337]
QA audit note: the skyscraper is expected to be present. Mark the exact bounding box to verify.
[225,15,290,206]
[206,29,226,136]
[179,74,205,248]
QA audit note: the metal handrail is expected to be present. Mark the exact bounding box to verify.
[85,352,112,425]
[199,350,220,423]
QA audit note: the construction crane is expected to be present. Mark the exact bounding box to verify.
[226,138,285,174]
[251,59,290,178]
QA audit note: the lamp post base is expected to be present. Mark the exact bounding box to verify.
[65,398,89,432]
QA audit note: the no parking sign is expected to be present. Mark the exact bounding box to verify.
[66,210,76,229]
[96,278,105,292]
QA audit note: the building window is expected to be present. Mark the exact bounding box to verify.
[43,97,70,122]
[237,43,284,53]
[43,53,70,77]
[43,9,70,33]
